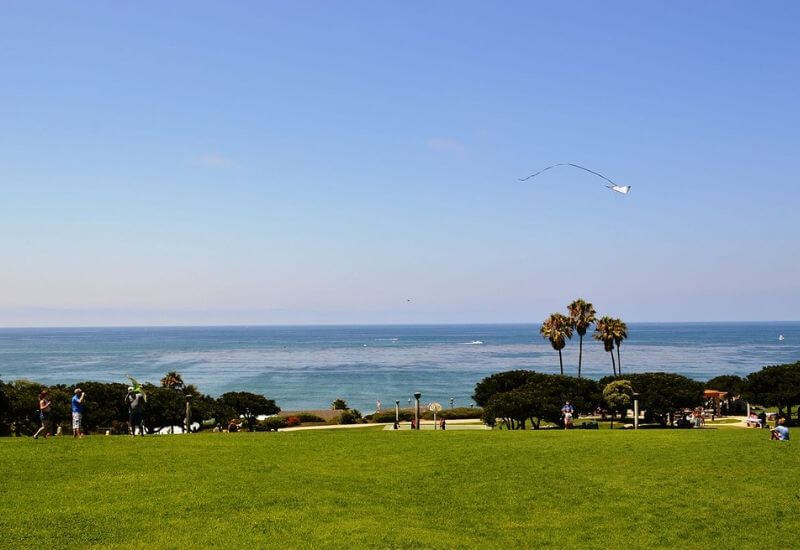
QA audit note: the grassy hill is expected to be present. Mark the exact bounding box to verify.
[1,428,796,548]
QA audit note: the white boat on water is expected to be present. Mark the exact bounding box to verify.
[778,334,785,341]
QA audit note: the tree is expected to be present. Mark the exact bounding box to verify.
[594,316,617,376]
[600,373,704,426]
[611,318,628,375]
[473,370,537,407]
[331,398,349,410]
[160,371,185,391]
[540,313,574,375]
[479,373,601,430]
[742,362,800,421]
[603,379,633,429]
[567,299,596,378]
[482,387,537,430]
[0,378,9,435]
[217,392,280,431]
[706,375,745,413]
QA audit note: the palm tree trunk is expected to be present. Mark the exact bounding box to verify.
[578,334,583,378]
[611,351,617,376]
[558,349,564,375]
[616,344,622,375]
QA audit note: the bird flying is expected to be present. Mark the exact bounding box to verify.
[519,163,631,195]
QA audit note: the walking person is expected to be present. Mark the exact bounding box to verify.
[33,390,51,439]
[561,401,574,430]
[126,387,145,436]
[72,388,86,438]
[440,418,446,431]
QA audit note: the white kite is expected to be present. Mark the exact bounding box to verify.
[519,163,631,195]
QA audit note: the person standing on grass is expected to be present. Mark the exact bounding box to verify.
[33,390,51,439]
[71,388,86,438]
[561,401,574,430]
[771,418,790,441]
[126,387,145,436]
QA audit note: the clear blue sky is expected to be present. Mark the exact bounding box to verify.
[1,2,798,326]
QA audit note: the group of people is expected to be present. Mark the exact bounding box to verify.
[31,386,146,438]
[744,411,791,440]
[33,388,86,439]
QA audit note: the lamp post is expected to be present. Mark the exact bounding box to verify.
[395,400,400,424]
[632,393,640,430]
[450,397,454,409]
[414,392,421,430]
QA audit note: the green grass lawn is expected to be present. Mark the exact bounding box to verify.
[1,429,796,549]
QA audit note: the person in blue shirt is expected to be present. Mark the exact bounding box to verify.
[771,418,790,441]
[71,388,86,438]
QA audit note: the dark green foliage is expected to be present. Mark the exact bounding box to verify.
[0,375,280,436]
[3,380,48,435]
[217,391,280,430]
[337,409,363,424]
[331,398,348,410]
[292,413,327,423]
[742,362,800,420]
[705,375,745,395]
[600,373,704,425]
[70,381,129,432]
[472,370,537,407]
[256,416,288,431]
[0,379,9,435]
[369,410,415,423]
[479,373,601,429]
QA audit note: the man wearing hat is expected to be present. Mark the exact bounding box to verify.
[72,388,86,438]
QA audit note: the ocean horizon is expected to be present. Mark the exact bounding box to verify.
[1,322,798,412]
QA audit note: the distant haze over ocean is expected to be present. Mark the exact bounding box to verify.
[1,323,798,412]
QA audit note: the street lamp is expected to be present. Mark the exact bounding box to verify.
[414,392,421,430]
[450,397,454,409]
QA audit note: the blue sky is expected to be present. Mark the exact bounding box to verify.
[1,2,798,326]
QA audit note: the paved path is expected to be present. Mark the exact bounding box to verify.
[279,419,489,432]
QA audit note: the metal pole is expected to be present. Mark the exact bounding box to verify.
[395,400,400,423]
[414,392,421,430]
[633,393,639,430]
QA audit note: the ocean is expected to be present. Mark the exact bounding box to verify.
[0,323,797,412]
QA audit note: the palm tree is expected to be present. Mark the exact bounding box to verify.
[160,371,185,391]
[593,316,617,376]
[539,313,574,375]
[611,318,628,375]
[567,298,596,378]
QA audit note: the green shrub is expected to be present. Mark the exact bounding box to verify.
[369,410,414,423]
[256,416,288,431]
[294,413,326,423]
[338,409,363,425]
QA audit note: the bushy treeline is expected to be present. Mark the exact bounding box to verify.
[0,376,279,436]
[473,361,800,429]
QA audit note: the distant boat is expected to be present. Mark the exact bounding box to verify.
[463,340,484,345]
[778,334,785,341]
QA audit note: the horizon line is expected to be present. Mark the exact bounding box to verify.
[0,320,799,330]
